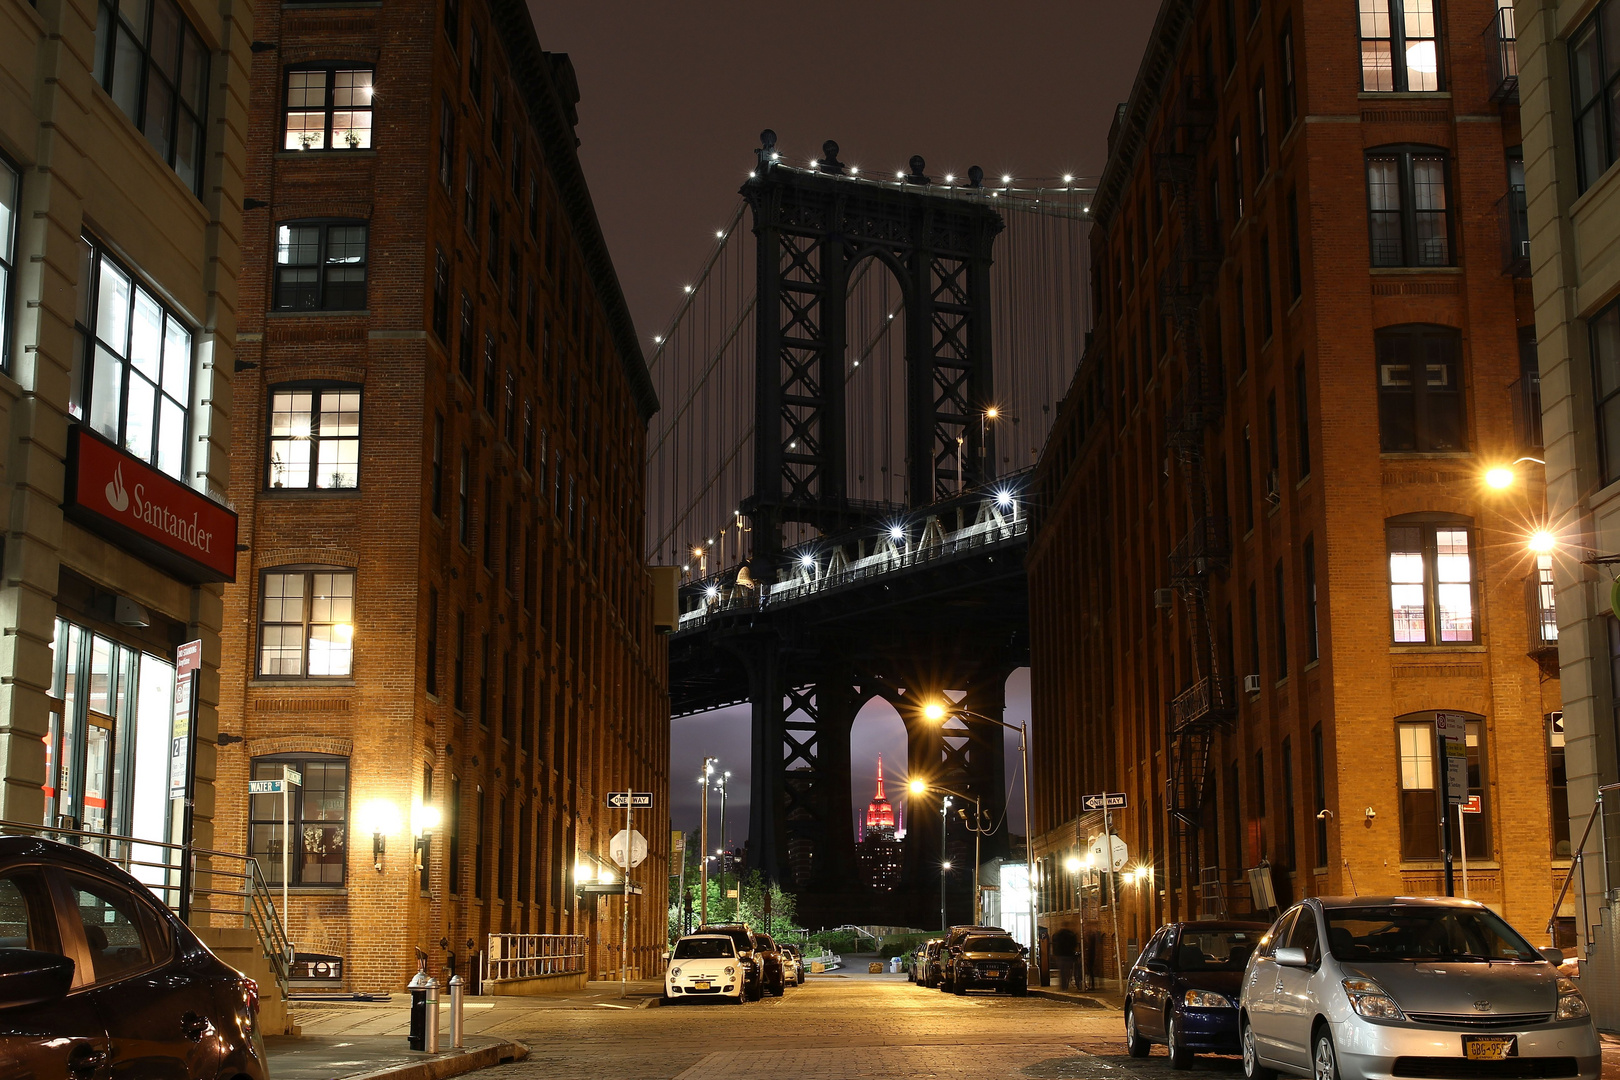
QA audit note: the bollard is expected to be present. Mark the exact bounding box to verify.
[448,974,465,1048]
[424,978,441,1053]
[407,970,432,1050]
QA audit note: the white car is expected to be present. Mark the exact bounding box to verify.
[665,933,745,1004]
[780,945,801,986]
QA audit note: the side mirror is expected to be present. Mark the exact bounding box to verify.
[1020,946,1029,956]
[1144,959,1171,974]
[0,949,73,1009]
[1541,947,1566,966]
[1274,946,1310,968]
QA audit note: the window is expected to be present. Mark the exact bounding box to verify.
[1387,517,1475,644]
[283,66,373,150]
[528,175,539,237]
[463,154,479,237]
[1234,274,1247,373]
[443,0,458,49]
[478,633,490,725]
[1590,300,1620,483]
[431,413,444,517]
[503,371,516,443]
[1377,325,1465,452]
[1281,737,1296,868]
[1549,712,1570,857]
[487,206,501,279]
[482,333,497,414]
[1294,359,1311,479]
[1247,582,1261,681]
[1303,535,1320,662]
[258,568,355,677]
[453,608,466,710]
[522,401,534,472]
[421,763,434,892]
[426,587,439,697]
[1241,424,1255,531]
[64,871,160,981]
[1223,0,1237,74]
[0,156,15,373]
[1231,124,1244,219]
[1254,78,1269,177]
[433,249,450,341]
[71,238,194,481]
[482,478,494,567]
[92,0,209,193]
[1273,560,1288,677]
[267,386,360,490]
[459,295,474,382]
[1311,724,1328,867]
[275,222,368,311]
[249,754,348,886]
[1258,234,1273,340]
[1360,0,1441,92]
[438,95,455,193]
[1286,190,1302,299]
[1366,148,1451,267]
[467,26,484,108]
[1280,16,1297,129]
[449,773,462,891]
[457,449,470,545]
[1573,6,1620,192]
[1397,715,1489,860]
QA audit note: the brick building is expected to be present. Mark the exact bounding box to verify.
[0,0,248,859]
[1027,0,1563,980]
[212,0,668,991]
[1518,0,1620,1027]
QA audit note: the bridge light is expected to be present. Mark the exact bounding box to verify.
[704,585,718,600]
[653,335,663,344]
[996,490,1014,508]
[683,285,693,294]
[896,171,905,179]
[889,526,904,541]
[850,166,860,175]
[922,701,948,722]
[1063,174,1074,183]
[944,174,955,184]
[942,861,952,870]
[716,230,725,239]
[799,554,814,568]
[908,779,927,795]
[1001,174,1012,184]
[985,406,999,420]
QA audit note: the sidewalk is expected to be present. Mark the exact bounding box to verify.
[1028,978,1123,1010]
[267,1034,523,1080]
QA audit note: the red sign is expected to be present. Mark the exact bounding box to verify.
[1460,795,1482,814]
[65,427,237,582]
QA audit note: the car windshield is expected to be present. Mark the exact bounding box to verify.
[1173,929,1260,972]
[673,938,735,960]
[963,936,1018,953]
[1323,905,1541,963]
[755,937,775,951]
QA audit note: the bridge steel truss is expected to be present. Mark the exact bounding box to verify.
[1154,77,1238,917]
[673,156,1023,925]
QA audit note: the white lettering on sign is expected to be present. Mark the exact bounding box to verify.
[128,480,214,556]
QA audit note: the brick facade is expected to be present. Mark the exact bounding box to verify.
[1028,0,1561,977]
[212,0,668,991]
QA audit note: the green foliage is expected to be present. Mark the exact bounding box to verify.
[665,854,799,945]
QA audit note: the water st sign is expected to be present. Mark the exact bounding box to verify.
[248,780,286,795]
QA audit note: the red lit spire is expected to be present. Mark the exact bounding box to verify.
[864,754,896,833]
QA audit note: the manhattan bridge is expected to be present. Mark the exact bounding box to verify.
[647,131,1094,927]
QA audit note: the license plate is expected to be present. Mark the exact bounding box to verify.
[1463,1036,1517,1061]
[694,981,710,990]
[986,967,1004,975]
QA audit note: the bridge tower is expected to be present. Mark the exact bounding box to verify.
[734,134,1012,921]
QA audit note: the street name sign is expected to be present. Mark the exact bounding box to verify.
[248,780,285,795]
[1082,792,1128,811]
[606,792,653,809]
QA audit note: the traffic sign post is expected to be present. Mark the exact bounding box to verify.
[606,792,653,809]
[603,791,654,999]
[250,767,302,954]
[1459,794,1481,899]
[1435,714,1468,896]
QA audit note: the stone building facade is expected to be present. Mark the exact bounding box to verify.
[211,0,667,991]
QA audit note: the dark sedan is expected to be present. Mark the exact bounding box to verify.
[1125,920,1270,1069]
[949,934,1029,996]
[0,834,267,1079]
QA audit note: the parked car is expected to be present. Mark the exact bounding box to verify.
[1238,896,1600,1080]
[696,923,764,1000]
[918,940,944,987]
[948,933,1029,996]
[751,932,788,995]
[938,924,1008,992]
[664,933,744,1004]
[0,834,268,1079]
[1124,920,1271,1068]
[780,943,805,985]
[908,940,937,983]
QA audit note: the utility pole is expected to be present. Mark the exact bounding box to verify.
[940,796,953,931]
[699,757,716,924]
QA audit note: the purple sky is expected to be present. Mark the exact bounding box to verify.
[523,3,1156,848]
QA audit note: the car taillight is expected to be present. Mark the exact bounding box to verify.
[240,977,259,1013]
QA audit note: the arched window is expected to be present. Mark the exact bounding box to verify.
[1376,325,1466,452]
[258,567,355,678]
[1366,146,1452,267]
[1395,712,1489,861]
[1386,513,1476,645]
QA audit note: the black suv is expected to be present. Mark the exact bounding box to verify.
[696,923,764,1000]
[751,932,787,996]
[938,924,1009,993]
[948,933,1029,996]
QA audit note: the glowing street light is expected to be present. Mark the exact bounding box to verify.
[1485,467,1514,490]
[1529,530,1558,554]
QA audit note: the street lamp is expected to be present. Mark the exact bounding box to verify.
[1483,455,1547,491]
[699,757,717,924]
[920,697,1035,977]
[910,777,995,922]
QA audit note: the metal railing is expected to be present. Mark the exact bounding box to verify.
[1526,559,1558,654]
[1512,371,1542,452]
[1171,676,1236,731]
[1549,784,1620,950]
[0,819,291,993]
[1484,4,1519,104]
[484,933,587,983]
[1499,187,1530,276]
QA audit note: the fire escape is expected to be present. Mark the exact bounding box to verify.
[1154,76,1236,918]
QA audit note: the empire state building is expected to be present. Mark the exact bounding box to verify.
[858,755,903,889]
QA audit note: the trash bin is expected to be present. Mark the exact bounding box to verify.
[888,957,901,973]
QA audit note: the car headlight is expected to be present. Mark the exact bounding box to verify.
[1557,977,1590,1020]
[1184,989,1233,1008]
[1342,977,1405,1021]
[725,966,736,977]
[670,967,681,979]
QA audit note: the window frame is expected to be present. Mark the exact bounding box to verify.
[273,219,369,312]
[265,382,362,492]
[0,154,16,374]
[92,0,209,195]
[256,566,357,680]
[1376,323,1467,453]
[281,63,374,152]
[1386,515,1478,646]
[1572,4,1620,193]
[72,234,196,483]
[1365,146,1453,268]
[1395,712,1490,862]
[248,753,350,887]
[1279,16,1297,130]
[1590,298,1620,484]
[1360,0,1444,93]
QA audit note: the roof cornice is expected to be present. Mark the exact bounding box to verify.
[1091,0,1196,229]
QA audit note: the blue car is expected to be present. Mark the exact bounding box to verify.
[1125,920,1272,1069]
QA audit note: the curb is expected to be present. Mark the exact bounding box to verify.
[1028,988,1115,1009]
[342,1039,529,1080]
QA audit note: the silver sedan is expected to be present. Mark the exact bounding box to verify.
[1239,896,1599,1080]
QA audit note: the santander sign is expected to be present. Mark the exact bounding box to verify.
[67,427,238,582]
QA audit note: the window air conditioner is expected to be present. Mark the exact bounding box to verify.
[1243,674,1262,694]
[1154,588,1175,609]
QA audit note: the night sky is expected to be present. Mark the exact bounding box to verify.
[527,1,1158,841]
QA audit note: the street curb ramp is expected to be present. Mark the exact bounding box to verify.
[342,1038,529,1080]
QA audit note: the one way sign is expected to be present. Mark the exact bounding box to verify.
[1083,792,1128,811]
[606,791,654,809]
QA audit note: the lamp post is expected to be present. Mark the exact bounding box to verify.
[715,772,731,919]
[910,778,993,922]
[922,698,1034,976]
[941,795,953,933]
[699,758,716,924]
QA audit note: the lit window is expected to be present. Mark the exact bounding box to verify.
[1387,519,1475,645]
[258,568,355,678]
[275,222,368,311]
[92,0,209,193]
[1367,148,1451,268]
[71,237,194,481]
[250,755,348,886]
[1360,0,1442,93]
[283,66,374,150]
[267,387,361,490]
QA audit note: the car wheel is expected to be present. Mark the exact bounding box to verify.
[907,968,915,983]
[733,991,745,1005]
[1011,981,1028,997]
[1167,1011,1194,1070]
[1125,1004,1151,1058]
[1242,1018,1275,1080]
[953,979,967,996]
[1313,1029,1339,1080]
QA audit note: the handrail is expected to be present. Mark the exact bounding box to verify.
[0,819,291,994]
[1548,783,1620,946]
[484,933,587,983]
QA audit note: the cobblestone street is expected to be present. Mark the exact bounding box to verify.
[473,976,1241,1080]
